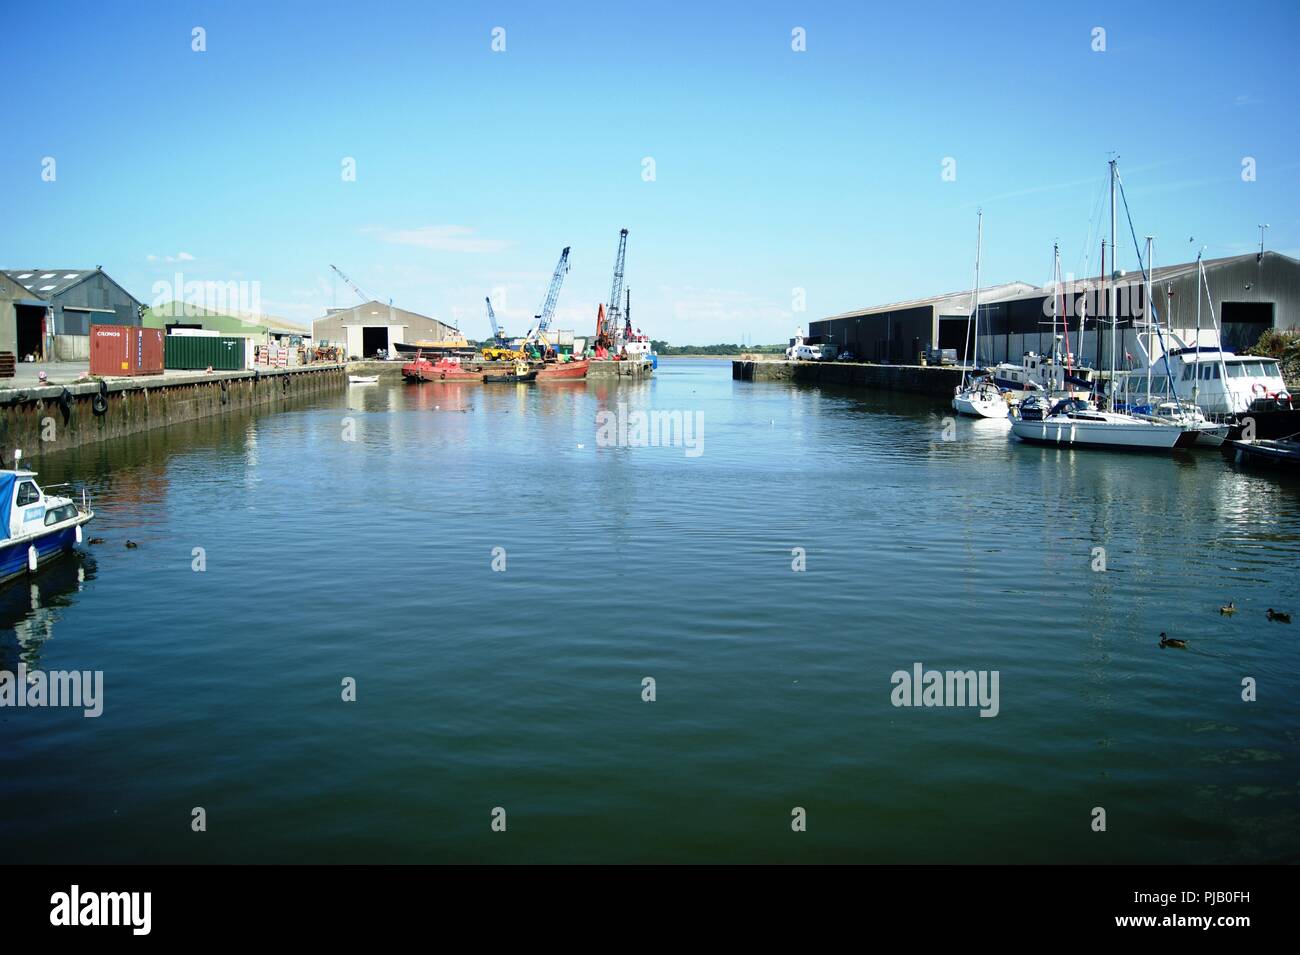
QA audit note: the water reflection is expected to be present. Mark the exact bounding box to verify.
[0,553,94,671]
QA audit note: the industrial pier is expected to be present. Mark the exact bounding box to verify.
[733,359,961,396]
[0,364,346,454]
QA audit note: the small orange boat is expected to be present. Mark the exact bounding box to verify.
[401,353,482,383]
[535,359,589,381]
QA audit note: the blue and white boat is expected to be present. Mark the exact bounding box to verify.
[0,464,94,586]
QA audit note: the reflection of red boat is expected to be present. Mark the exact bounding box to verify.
[402,353,483,383]
[535,359,589,381]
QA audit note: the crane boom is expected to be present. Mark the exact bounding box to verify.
[485,296,501,339]
[329,264,370,304]
[531,246,570,338]
[606,229,628,330]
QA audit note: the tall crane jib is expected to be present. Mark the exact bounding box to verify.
[606,228,629,334]
[532,246,571,339]
[485,296,502,340]
[329,264,370,304]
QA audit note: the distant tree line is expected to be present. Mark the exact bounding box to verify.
[650,340,786,355]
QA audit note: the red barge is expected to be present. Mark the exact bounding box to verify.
[535,359,589,381]
[401,353,483,383]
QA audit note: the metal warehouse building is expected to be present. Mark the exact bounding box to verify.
[1,267,142,361]
[312,300,458,358]
[811,251,1300,368]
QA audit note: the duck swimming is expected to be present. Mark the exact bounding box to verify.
[1266,609,1291,623]
[124,540,138,549]
[87,537,105,545]
[1219,602,1236,615]
[1159,633,1187,649]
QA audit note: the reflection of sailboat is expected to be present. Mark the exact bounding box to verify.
[953,211,1009,420]
[0,552,93,672]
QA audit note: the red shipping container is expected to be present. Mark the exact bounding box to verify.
[134,327,164,375]
[89,324,132,376]
[89,325,165,377]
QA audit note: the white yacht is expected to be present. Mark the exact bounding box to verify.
[1012,397,1199,450]
[952,211,1011,420]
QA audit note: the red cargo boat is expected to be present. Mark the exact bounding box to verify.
[401,353,483,383]
[535,359,589,381]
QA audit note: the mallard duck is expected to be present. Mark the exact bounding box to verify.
[1219,602,1236,615]
[1159,632,1187,649]
[1266,609,1291,623]
[124,540,139,549]
[87,537,105,545]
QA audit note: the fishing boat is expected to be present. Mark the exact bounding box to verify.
[536,358,589,381]
[989,349,1096,395]
[0,460,94,586]
[1229,437,1300,470]
[348,375,379,384]
[401,353,482,383]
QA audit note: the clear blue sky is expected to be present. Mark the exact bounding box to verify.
[3,0,1297,343]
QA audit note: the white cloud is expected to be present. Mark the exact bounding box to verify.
[147,251,196,263]
[364,225,511,254]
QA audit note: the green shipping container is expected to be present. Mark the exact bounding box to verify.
[164,335,247,371]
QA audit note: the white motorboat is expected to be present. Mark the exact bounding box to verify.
[348,375,379,384]
[0,457,94,586]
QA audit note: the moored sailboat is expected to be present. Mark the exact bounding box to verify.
[1010,160,1198,451]
[952,211,1010,420]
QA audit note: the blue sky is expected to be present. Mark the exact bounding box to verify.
[3,0,1297,343]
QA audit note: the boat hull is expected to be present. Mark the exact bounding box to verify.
[1012,417,1198,450]
[484,371,538,383]
[1231,439,1300,469]
[536,360,589,381]
[952,392,1007,419]
[401,359,482,382]
[0,523,84,587]
[393,341,473,356]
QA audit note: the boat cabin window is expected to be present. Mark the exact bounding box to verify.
[15,481,40,507]
[1227,363,1248,378]
[1263,361,1282,380]
[44,503,77,525]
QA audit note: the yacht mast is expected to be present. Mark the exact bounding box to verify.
[1193,249,1202,409]
[1145,235,1154,408]
[972,209,983,382]
[1108,158,1118,408]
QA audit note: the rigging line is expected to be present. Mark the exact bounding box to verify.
[1074,172,1109,278]
[1117,175,1183,407]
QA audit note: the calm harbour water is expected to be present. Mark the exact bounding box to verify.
[2,358,1298,863]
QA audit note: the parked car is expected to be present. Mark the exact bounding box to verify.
[836,350,856,362]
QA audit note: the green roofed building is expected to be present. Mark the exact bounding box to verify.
[143,302,309,341]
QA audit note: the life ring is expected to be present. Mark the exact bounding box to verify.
[1252,382,1267,396]
[439,372,447,380]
